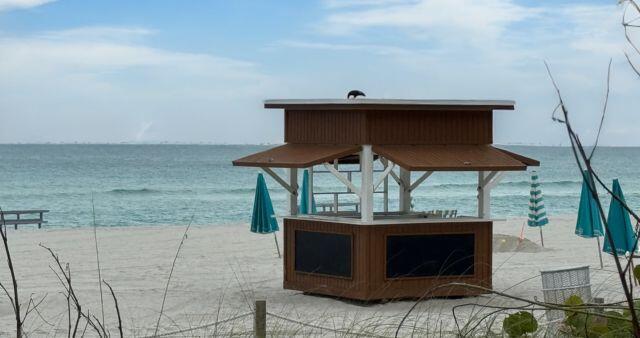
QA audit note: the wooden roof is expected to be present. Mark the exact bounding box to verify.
[232,144,360,168]
[372,145,538,171]
[233,143,538,171]
[264,99,515,111]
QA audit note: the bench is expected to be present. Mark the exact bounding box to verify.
[1,210,49,229]
[317,202,360,213]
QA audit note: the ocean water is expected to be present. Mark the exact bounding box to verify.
[0,144,638,227]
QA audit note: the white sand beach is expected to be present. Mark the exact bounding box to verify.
[0,216,635,336]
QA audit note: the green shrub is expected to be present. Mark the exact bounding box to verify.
[561,295,634,337]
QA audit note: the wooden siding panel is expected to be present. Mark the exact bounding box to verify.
[284,110,366,144]
[284,110,492,145]
[367,110,493,145]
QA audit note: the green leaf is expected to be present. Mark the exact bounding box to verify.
[564,294,584,318]
[634,266,640,284]
[503,311,538,337]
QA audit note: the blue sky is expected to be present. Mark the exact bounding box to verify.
[0,0,638,145]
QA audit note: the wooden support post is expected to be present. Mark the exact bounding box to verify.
[254,300,266,338]
[289,168,298,216]
[399,168,411,213]
[478,171,490,219]
[333,160,339,213]
[383,174,389,213]
[360,145,374,222]
[308,166,314,214]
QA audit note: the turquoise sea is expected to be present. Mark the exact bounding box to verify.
[0,145,638,227]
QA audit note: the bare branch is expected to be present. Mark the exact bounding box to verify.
[0,207,23,337]
[91,193,106,327]
[589,58,612,160]
[104,280,123,338]
[153,215,194,336]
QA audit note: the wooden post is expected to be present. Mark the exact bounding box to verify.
[381,158,389,213]
[39,212,43,229]
[360,145,374,222]
[478,171,490,219]
[399,168,411,213]
[308,166,314,214]
[254,300,266,338]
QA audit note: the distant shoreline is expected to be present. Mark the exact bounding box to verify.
[1,143,640,148]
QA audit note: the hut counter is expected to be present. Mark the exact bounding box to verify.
[282,216,492,300]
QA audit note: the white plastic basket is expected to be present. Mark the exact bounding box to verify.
[540,266,592,321]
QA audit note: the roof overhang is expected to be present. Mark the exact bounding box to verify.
[264,99,515,111]
[373,145,539,171]
[232,144,361,168]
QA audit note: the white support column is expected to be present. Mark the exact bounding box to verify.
[477,171,505,219]
[399,167,411,213]
[478,171,490,219]
[307,166,314,214]
[383,161,389,213]
[360,145,374,222]
[289,168,298,216]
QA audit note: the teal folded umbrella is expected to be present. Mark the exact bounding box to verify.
[251,173,281,257]
[576,171,604,238]
[603,179,637,256]
[299,169,317,214]
[528,171,548,246]
[575,170,604,268]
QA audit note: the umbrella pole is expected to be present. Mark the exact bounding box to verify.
[273,232,281,258]
[596,236,604,269]
[631,257,637,286]
[539,227,544,247]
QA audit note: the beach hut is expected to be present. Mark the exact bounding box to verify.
[233,98,539,300]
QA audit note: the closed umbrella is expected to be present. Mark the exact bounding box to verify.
[575,170,604,268]
[528,170,549,247]
[299,169,317,214]
[251,173,281,258]
[603,179,637,256]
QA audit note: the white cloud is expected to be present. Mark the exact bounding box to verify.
[322,0,412,9]
[320,0,537,43]
[277,40,412,56]
[0,0,54,11]
[0,26,280,143]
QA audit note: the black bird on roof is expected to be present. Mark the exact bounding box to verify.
[347,90,366,99]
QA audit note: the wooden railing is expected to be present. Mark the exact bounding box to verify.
[1,210,49,229]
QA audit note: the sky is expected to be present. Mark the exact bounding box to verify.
[0,0,639,145]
